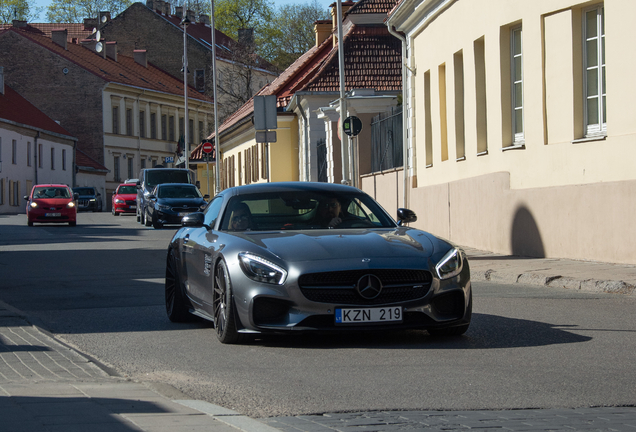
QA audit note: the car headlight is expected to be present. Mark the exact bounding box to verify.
[30,202,38,208]
[238,252,287,285]
[67,202,75,208]
[115,198,125,204]
[199,204,207,210]
[89,198,96,202]
[435,247,463,280]
[157,204,171,212]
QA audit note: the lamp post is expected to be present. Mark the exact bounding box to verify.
[210,0,220,193]
[181,13,191,170]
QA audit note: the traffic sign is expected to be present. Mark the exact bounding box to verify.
[202,142,213,154]
[343,116,362,137]
[164,156,174,163]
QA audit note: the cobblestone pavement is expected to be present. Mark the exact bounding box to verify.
[263,407,636,431]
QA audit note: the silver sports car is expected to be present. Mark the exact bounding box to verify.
[165,182,471,344]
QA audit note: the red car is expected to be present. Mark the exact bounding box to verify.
[25,184,77,226]
[112,183,138,216]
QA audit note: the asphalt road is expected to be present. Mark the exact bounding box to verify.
[1,213,635,420]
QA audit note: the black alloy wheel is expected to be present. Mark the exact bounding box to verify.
[213,260,243,344]
[144,209,152,227]
[165,249,194,322]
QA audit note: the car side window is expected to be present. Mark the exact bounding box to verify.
[204,197,223,228]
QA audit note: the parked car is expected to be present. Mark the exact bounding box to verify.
[112,183,138,216]
[24,184,78,226]
[72,187,102,212]
[146,183,208,229]
[136,167,195,225]
[165,182,471,344]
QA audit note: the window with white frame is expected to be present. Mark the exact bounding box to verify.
[113,106,119,134]
[128,156,134,179]
[584,5,606,136]
[12,139,17,164]
[38,144,43,168]
[0,178,4,204]
[27,142,31,166]
[114,156,121,182]
[51,147,55,170]
[62,149,66,170]
[511,26,524,143]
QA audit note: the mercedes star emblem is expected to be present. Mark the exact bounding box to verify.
[356,274,383,300]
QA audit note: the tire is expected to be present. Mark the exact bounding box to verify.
[28,220,33,227]
[165,249,194,322]
[144,209,152,227]
[213,260,244,344]
[428,291,472,337]
[152,214,162,229]
[69,221,76,226]
[136,210,141,223]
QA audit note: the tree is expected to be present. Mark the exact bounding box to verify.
[263,0,330,70]
[46,0,132,23]
[0,0,41,23]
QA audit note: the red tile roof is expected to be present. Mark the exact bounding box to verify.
[0,84,74,137]
[76,148,108,172]
[1,27,214,103]
[347,0,399,15]
[0,23,93,42]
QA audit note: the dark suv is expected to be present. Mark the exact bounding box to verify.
[136,167,195,226]
[72,187,103,212]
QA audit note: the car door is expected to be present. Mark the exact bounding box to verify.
[183,197,224,306]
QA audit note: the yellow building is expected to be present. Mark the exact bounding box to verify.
[381,0,636,263]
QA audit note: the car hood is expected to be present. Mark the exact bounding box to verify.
[115,193,137,200]
[158,198,206,206]
[230,228,438,262]
[32,198,72,204]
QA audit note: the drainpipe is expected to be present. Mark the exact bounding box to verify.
[34,131,39,184]
[297,97,310,182]
[387,24,410,209]
[72,139,77,187]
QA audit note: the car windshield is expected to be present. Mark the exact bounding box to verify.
[146,170,190,188]
[157,185,202,199]
[118,185,137,194]
[73,188,94,195]
[220,191,396,231]
[34,187,70,198]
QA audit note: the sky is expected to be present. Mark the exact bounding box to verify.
[29,0,337,22]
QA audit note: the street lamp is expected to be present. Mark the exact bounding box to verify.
[181,12,191,170]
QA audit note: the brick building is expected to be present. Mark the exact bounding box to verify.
[96,1,279,121]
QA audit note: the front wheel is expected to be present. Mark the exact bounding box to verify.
[213,260,244,344]
[152,214,162,229]
[165,249,194,322]
[144,209,152,227]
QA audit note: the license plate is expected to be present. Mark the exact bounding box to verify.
[45,213,61,217]
[130,205,136,209]
[335,307,403,324]
[178,212,191,216]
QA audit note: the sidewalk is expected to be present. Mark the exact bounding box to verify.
[1,250,635,432]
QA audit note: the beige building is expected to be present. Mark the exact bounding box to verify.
[381,0,636,264]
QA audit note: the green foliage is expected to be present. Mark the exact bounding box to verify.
[0,0,41,23]
[45,0,133,23]
[213,0,274,41]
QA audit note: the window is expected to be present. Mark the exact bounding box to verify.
[141,158,146,170]
[161,115,167,140]
[114,156,120,182]
[38,144,43,168]
[62,149,66,170]
[199,121,204,142]
[189,119,194,144]
[139,111,146,138]
[112,106,119,134]
[12,139,17,164]
[511,26,524,143]
[51,147,55,170]
[128,156,134,179]
[0,178,4,204]
[474,37,488,155]
[169,116,175,141]
[195,69,205,92]
[584,5,606,136]
[150,113,157,139]
[126,108,133,136]
[0,138,2,172]
[27,141,32,166]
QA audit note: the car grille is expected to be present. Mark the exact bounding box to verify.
[78,199,89,206]
[298,269,432,306]
[168,206,199,212]
[125,200,135,206]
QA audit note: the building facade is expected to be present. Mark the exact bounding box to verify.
[384,0,636,263]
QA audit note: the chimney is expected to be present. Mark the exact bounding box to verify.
[134,49,147,68]
[105,41,117,61]
[164,2,171,15]
[186,9,196,22]
[199,14,210,25]
[175,6,183,18]
[238,28,254,46]
[331,1,355,30]
[314,20,331,47]
[154,0,164,13]
[12,20,27,28]
[84,18,97,30]
[98,11,111,27]
[0,67,4,95]
[146,0,154,10]
[51,29,68,50]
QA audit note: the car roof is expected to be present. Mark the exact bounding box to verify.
[157,183,197,188]
[34,184,69,188]
[224,182,363,197]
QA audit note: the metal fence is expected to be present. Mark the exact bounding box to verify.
[371,105,403,172]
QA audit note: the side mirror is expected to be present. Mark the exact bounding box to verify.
[148,194,156,200]
[182,212,206,228]
[196,181,201,189]
[396,208,417,226]
[73,193,80,201]
[203,194,210,200]
[23,195,29,201]
[136,181,141,189]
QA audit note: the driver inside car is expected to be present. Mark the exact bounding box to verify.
[316,197,344,228]
[229,203,253,231]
